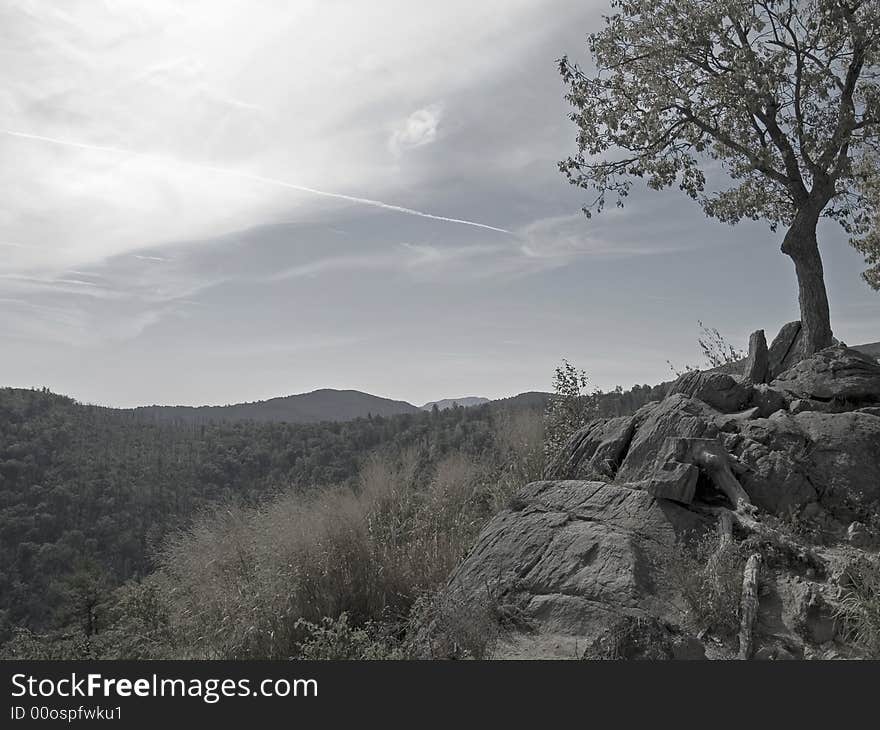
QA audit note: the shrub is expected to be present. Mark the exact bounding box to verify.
[582,616,675,660]
[0,628,99,660]
[834,557,880,657]
[668,321,745,376]
[407,587,502,660]
[490,408,545,511]
[543,360,597,461]
[659,530,749,639]
[154,449,495,658]
[294,614,403,660]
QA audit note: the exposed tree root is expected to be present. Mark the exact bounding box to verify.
[738,553,762,659]
[666,437,754,512]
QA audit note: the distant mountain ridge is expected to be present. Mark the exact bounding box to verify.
[421,397,490,411]
[129,389,421,425]
[855,341,880,361]
[126,388,555,426]
[39,339,879,428]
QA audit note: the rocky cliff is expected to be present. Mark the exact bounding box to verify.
[418,327,880,660]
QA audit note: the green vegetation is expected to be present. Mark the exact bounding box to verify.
[543,360,597,460]
[559,0,880,354]
[153,449,517,659]
[835,557,880,658]
[660,530,749,640]
[0,372,672,659]
[0,386,514,641]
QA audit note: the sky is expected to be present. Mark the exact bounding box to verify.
[1,0,878,408]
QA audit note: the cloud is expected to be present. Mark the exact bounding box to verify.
[512,205,717,269]
[133,254,173,263]
[389,104,444,156]
[1,0,581,278]
[272,241,507,281]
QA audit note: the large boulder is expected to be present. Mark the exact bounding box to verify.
[667,370,752,413]
[726,410,880,513]
[748,384,790,418]
[615,394,720,483]
[790,411,880,507]
[543,412,645,481]
[771,345,880,403]
[436,480,705,658]
[742,329,770,385]
[768,321,805,378]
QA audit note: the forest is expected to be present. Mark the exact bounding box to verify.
[0,377,663,658]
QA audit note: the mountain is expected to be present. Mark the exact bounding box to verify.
[489,391,552,410]
[421,397,491,411]
[129,388,421,425]
[854,341,880,361]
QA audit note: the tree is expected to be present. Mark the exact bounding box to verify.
[559,0,880,355]
[544,360,597,459]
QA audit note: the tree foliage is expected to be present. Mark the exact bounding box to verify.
[559,0,880,287]
[544,360,598,459]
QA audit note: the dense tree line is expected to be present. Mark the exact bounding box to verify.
[0,388,511,639]
[0,380,665,651]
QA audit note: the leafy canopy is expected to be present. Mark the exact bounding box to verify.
[559,0,880,287]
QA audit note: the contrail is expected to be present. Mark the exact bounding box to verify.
[2,129,512,235]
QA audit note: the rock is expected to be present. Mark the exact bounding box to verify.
[857,406,880,418]
[582,615,706,660]
[791,411,880,507]
[791,582,837,645]
[748,384,789,418]
[743,329,770,384]
[847,522,872,549]
[615,395,720,484]
[768,321,805,378]
[543,411,647,481]
[731,410,880,513]
[435,480,706,657]
[754,645,797,660]
[630,460,699,504]
[671,634,707,660]
[714,407,761,432]
[771,345,880,403]
[789,398,844,415]
[667,371,752,413]
[546,371,880,517]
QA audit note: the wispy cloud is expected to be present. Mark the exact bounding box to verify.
[133,254,173,263]
[2,0,577,281]
[1,128,512,235]
[389,104,444,156]
[272,241,507,281]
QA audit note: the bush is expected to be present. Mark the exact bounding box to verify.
[834,557,880,657]
[294,614,403,660]
[407,587,503,660]
[668,321,745,376]
[490,408,545,511]
[0,628,100,660]
[543,360,597,461]
[582,616,675,660]
[154,449,496,658]
[659,530,749,639]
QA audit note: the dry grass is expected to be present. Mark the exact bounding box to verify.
[659,530,749,640]
[834,557,880,658]
[155,448,496,658]
[489,408,545,511]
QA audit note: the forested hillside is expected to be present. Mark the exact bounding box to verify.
[0,387,510,639]
[129,388,421,425]
[0,375,668,654]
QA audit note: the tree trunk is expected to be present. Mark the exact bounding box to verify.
[781,207,833,356]
[738,553,762,660]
